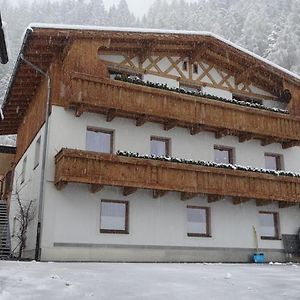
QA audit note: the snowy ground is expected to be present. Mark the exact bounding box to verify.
[0,261,299,300]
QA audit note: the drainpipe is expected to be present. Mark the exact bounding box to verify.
[20,54,51,260]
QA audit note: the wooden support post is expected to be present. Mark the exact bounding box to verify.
[75,105,84,117]
[232,197,251,205]
[163,120,177,131]
[239,133,253,143]
[278,202,297,208]
[123,187,137,196]
[215,129,229,139]
[282,141,300,149]
[153,190,167,198]
[207,194,223,203]
[90,184,103,194]
[106,108,116,122]
[256,199,273,206]
[181,192,197,201]
[136,114,147,127]
[190,124,203,135]
[261,138,274,146]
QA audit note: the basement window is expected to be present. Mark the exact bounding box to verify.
[100,200,129,234]
[86,127,114,154]
[34,136,41,169]
[214,145,234,164]
[264,153,283,171]
[150,136,170,157]
[187,206,210,237]
[259,211,280,240]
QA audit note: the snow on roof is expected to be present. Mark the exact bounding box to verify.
[28,23,300,82]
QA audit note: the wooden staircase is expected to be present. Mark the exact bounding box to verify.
[0,200,10,259]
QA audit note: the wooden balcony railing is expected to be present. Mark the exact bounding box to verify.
[68,73,300,148]
[54,148,300,205]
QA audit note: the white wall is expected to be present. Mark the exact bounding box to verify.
[9,125,46,257]
[35,106,300,261]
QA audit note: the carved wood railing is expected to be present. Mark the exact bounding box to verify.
[55,148,300,204]
[67,73,300,148]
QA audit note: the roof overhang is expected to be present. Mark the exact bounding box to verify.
[1,24,300,135]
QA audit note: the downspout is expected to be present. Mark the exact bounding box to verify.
[20,54,51,260]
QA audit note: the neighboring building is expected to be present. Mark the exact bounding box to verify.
[0,24,300,262]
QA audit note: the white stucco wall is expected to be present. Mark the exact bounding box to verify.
[9,125,46,257]
[33,106,300,261]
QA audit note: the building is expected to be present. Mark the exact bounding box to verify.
[0,24,300,262]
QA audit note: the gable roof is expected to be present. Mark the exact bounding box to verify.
[1,24,300,135]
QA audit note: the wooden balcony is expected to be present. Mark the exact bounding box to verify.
[67,73,300,148]
[54,148,300,205]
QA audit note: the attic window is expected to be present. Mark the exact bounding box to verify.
[182,61,188,71]
[193,63,198,74]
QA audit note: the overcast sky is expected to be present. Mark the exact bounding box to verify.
[103,0,197,17]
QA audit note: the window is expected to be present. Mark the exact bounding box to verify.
[100,200,129,234]
[193,63,198,74]
[214,145,234,164]
[187,206,210,237]
[21,156,27,184]
[150,136,170,156]
[264,153,282,171]
[86,127,113,153]
[259,211,279,240]
[182,61,188,71]
[34,136,41,169]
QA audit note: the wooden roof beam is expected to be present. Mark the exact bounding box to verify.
[181,192,198,201]
[256,199,274,206]
[153,190,168,198]
[207,194,224,203]
[138,39,157,64]
[215,129,230,139]
[123,187,137,196]
[235,64,258,85]
[282,140,300,149]
[90,184,103,193]
[164,120,177,131]
[238,133,253,143]
[232,197,251,205]
[190,124,204,135]
[278,202,298,208]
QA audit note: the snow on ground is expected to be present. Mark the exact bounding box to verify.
[0,262,299,300]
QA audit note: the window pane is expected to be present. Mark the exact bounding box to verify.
[265,155,279,170]
[214,148,231,164]
[151,139,168,156]
[259,213,276,237]
[86,130,112,153]
[187,207,207,235]
[100,202,126,231]
[21,157,27,183]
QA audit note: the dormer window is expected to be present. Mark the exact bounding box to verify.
[182,61,188,71]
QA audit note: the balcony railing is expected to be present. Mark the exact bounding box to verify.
[67,73,300,148]
[54,148,300,205]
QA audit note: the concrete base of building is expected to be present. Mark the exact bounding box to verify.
[37,243,298,263]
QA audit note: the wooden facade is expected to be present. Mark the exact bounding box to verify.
[55,148,300,205]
